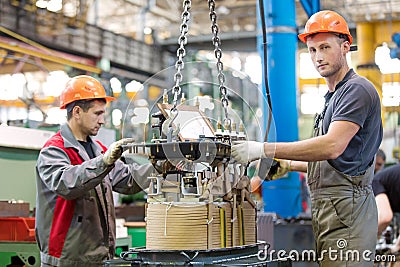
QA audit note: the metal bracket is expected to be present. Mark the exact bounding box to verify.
[16,252,40,267]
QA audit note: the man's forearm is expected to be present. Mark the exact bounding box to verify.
[289,160,308,173]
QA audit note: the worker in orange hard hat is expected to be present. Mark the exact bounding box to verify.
[35,75,156,266]
[232,10,382,267]
[59,75,116,138]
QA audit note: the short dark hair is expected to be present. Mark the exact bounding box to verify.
[377,148,386,161]
[66,99,106,120]
[337,33,349,42]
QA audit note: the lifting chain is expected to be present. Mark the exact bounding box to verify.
[171,0,191,116]
[208,0,230,127]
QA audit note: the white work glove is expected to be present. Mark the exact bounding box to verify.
[103,138,134,166]
[268,159,291,180]
[231,141,265,163]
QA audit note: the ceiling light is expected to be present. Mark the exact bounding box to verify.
[233,24,241,32]
[63,2,77,17]
[217,6,230,15]
[112,109,123,127]
[110,77,122,94]
[36,0,48,9]
[144,27,152,35]
[47,0,62,12]
[126,80,143,93]
[244,24,255,31]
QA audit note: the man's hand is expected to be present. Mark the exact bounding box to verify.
[231,141,265,163]
[103,138,134,166]
[268,159,291,180]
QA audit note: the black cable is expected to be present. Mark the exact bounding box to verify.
[258,0,273,142]
[257,0,280,180]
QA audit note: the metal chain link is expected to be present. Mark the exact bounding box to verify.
[208,0,230,126]
[171,0,191,114]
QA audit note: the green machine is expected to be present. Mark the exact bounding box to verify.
[0,126,54,267]
[0,126,55,208]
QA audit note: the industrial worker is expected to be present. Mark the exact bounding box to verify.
[232,10,382,266]
[35,75,154,267]
[372,163,400,252]
[375,148,386,174]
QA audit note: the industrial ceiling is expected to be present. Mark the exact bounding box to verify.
[84,0,400,45]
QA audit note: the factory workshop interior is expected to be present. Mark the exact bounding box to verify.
[2,0,400,266]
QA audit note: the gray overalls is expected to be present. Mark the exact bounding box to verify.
[307,92,378,266]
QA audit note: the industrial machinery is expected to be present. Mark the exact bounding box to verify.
[118,58,268,265]
[103,1,293,266]
[375,214,400,266]
[117,101,282,266]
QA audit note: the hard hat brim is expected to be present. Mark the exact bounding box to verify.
[60,95,117,109]
[298,30,353,44]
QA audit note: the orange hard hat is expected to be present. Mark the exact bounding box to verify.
[298,10,352,44]
[60,75,116,109]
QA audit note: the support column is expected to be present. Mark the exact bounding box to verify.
[257,0,301,218]
[356,22,383,123]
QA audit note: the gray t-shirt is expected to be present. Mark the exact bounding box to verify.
[322,69,383,175]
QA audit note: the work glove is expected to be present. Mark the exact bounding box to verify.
[103,138,134,166]
[267,159,291,180]
[231,141,265,163]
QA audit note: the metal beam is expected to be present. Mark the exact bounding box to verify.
[109,66,167,88]
[0,60,64,74]
[258,0,301,219]
[159,31,257,50]
[299,0,320,17]
[0,41,101,74]
[123,0,202,32]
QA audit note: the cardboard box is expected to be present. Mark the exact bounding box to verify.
[0,201,30,217]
